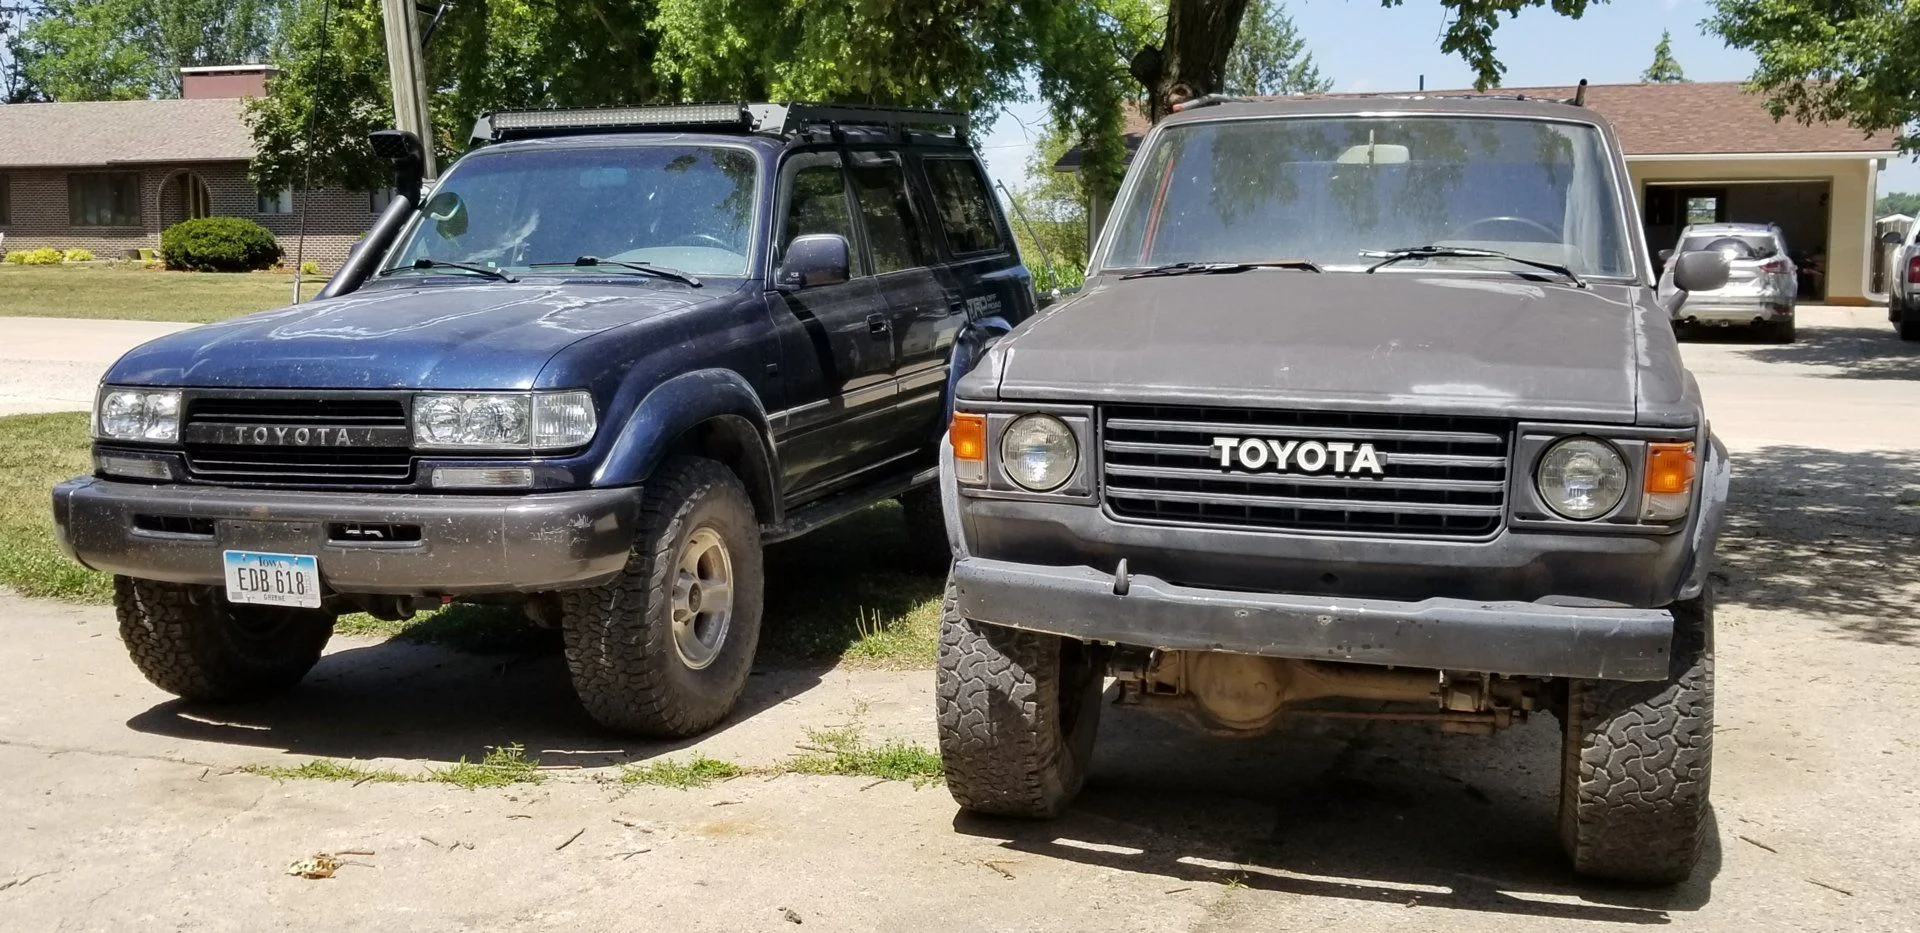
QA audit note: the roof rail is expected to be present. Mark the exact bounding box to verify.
[472,101,969,147]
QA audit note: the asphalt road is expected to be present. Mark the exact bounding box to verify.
[1,307,1916,931]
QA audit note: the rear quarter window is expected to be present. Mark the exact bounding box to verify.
[924,158,1005,255]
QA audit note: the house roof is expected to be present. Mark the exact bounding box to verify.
[0,97,255,169]
[1061,81,1895,170]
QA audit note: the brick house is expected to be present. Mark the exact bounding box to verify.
[0,65,377,269]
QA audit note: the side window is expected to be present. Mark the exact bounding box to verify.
[780,154,859,271]
[847,152,930,275]
[924,158,1004,255]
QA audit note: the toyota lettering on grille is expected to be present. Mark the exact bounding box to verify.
[1210,437,1384,476]
[222,425,357,446]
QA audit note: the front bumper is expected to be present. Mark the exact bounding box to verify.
[52,477,640,596]
[951,557,1674,681]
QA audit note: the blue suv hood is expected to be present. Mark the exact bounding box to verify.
[105,281,713,390]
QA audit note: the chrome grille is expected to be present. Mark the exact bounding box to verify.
[182,393,414,488]
[1101,405,1511,539]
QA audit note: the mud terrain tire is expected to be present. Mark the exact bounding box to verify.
[1559,591,1714,883]
[115,576,334,702]
[560,457,763,737]
[936,580,1103,818]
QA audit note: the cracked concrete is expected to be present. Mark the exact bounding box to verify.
[1,307,1917,930]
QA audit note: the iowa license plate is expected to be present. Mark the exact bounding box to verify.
[222,550,321,609]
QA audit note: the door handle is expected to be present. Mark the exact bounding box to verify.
[866,313,892,336]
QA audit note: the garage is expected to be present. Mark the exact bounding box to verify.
[1643,180,1831,301]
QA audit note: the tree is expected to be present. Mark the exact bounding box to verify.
[16,0,292,100]
[1708,1,1920,153]
[1642,28,1686,83]
[1,2,46,102]
[1007,125,1096,291]
[1223,0,1330,96]
[1877,192,1920,218]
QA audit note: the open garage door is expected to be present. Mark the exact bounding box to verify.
[1644,181,1831,301]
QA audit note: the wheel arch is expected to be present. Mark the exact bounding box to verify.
[592,369,782,524]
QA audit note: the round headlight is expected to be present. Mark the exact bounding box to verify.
[100,391,146,438]
[460,396,528,445]
[1536,438,1628,520]
[1001,414,1078,491]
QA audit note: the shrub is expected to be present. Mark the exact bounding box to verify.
[299,260,322,276]
[16,248,64,266]
[2,250,24,264]
[63,248,95,263]
[160,217,283,272]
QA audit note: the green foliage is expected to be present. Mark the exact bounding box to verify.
[618,754,744,789]
[244,759,411,783]
[1878,192,1920,218]
[1009,124,1094,291]
[1642,28,1688,84]
[18,0,293,100]
[1378,0,1597,90]
[62,248,95,262]
[299,259,321,276]
[787,726,945,786]
[0,412,110,602]
[1708,0,1920,153]
[161,216,283,272]
[430,744,544,789]
[1224,0,1330,96]
[13,247,64,265]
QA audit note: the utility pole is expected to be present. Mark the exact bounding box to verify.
[379,0,437,178]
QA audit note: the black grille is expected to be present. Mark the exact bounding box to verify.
[1101,405,1511,539]
[182,393,413,488]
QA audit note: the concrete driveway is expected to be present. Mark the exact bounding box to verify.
[0,317,193,415]
[1,307,1916,931]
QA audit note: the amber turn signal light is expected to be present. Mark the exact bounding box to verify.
[951,413,987,485]
[1645,442,1697,495]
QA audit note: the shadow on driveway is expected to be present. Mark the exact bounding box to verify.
[1716,322,1920,380]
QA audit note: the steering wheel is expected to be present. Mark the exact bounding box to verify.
[669,233,733,250]
[1457,215,1561,243]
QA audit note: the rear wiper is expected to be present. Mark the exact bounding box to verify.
[529,256,702,287]
[1121,259,1322,280]
[1362,246,1586,289]
[382,258,517,282]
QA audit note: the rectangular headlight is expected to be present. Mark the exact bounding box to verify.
[412,391,596,451]
[94,387,182,442]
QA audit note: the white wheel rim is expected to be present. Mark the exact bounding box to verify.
[670,527,733,670]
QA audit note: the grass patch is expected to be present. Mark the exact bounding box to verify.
[618,754,744,789]
[429,744,545,789]
[787,726,945,786]
[761,503,944,668]
[332,603,552,654]
[243,759,410,784]
[0,264,321,323]
[0,412,110,601]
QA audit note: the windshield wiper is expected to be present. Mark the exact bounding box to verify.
[529,256,702,288]
[1362,246,1586,289]
[380,258,517,282]
[1120,259,1322,280]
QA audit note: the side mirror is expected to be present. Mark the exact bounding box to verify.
[1672,249,1731,293]
[368,129,427,207]
[777,233,851,289]
[1657,248,1674,263]
[1881,230,1904,246]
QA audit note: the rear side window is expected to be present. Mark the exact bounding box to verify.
[848,155,930,274]
[924,158,1004,255]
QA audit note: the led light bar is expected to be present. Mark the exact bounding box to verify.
[487,104,750,140]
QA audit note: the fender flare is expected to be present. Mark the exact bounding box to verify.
[593,369,781,519]
[1678,432,1732,601]
[942,315,1014,423]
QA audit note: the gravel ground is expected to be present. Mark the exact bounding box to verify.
[0,306,1915,931]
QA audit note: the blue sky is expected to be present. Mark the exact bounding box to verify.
[978,0,1920,195]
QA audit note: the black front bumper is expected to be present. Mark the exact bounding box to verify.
[951,557,1675,681]
[52,477,641,596]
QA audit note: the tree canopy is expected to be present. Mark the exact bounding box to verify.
[1224,0,1330,96]
[1642,28,1686,83]
[1708,0,1920,153]
[15,0,291,100]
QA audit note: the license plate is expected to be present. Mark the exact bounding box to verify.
[222,550,322,609]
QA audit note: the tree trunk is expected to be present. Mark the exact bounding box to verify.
[1147,0,1254,122]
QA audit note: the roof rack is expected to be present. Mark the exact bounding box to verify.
[472,102,969,147]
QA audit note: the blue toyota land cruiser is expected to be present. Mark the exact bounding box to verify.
[52,103,1035,736]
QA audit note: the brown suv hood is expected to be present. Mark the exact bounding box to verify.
[990,272,1643,423]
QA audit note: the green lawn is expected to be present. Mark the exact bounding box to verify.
[0,411,943,666]
[0,264,323,323]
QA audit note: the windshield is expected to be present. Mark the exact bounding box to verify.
[1097,115,1634,278]
[384,144,759,278]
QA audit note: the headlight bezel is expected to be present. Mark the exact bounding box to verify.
[1511,424,1702,533]
[1533,436,1630,521]
[950,403,1096,501]
[93,386,183,443]
[1000,413,1079,492]
[411,390,597,452]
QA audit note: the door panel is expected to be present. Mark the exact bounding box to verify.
[848,150,961,449]
[768,151,902,500]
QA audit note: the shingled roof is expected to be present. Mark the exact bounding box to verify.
[1064,81,1895,171]
[0,97,255,169]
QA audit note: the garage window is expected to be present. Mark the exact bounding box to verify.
[69,172,142,226]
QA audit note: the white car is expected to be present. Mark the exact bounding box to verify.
[1657,222,1797,343]
[1882,222,1920,341]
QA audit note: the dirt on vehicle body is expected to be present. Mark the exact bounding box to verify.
[934,94,1736,884]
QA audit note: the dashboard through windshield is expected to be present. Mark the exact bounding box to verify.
[384,143,759,279]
